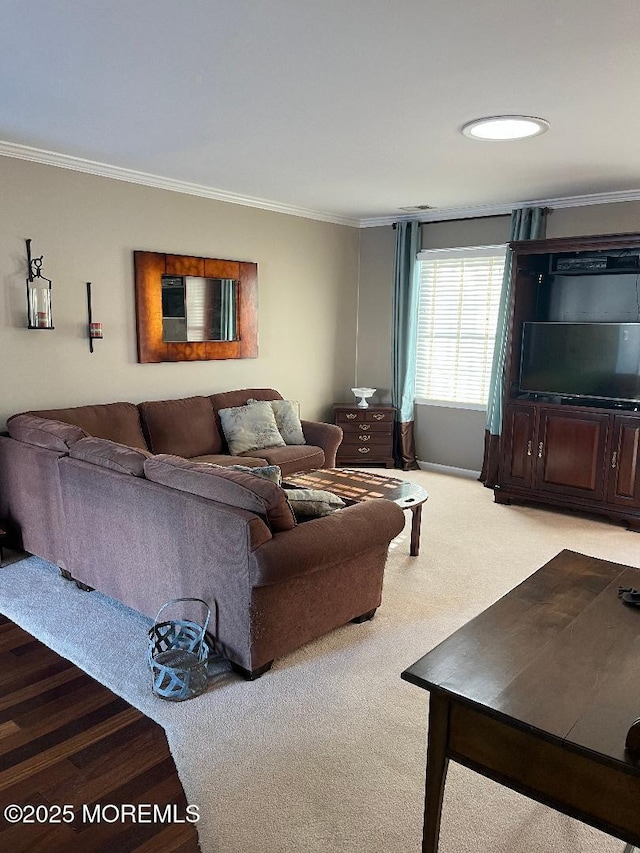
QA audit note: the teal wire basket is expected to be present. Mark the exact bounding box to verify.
[147,598,211,701]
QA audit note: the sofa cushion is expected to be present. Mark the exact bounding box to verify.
[7,414,87,452]
[249,398,306,445]
[284,488,345,519]
[139,395,222,457]
[218,401,285,455]
[210,387,283,413]
[240,443,324,476]
[143,454,296,532]
[69,437,151,476]
[28,402,147,449]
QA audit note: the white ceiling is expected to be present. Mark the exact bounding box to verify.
[2,0,640,226]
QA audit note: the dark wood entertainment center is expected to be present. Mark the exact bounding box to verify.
[495,232,640,530]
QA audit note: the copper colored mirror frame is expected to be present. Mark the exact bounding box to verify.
[134,251,258,363]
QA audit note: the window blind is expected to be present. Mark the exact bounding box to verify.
[415,246,506,407]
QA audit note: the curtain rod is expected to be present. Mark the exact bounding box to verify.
[392,208,551,228]
[393,213,506,229]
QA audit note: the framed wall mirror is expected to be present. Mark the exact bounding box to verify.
[134,251,258,362]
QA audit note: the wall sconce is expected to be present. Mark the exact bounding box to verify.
[86,282,103,353]
[25,238,54,329]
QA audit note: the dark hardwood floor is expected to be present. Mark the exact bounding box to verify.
[0,614,201,852]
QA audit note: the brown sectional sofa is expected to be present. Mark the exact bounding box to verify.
[31,388,337,473]
[0,389,406,678]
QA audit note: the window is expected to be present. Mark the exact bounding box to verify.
[415,245,506,407]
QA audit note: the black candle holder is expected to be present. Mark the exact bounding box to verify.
[86,281,103,353]
[25,238,54,329]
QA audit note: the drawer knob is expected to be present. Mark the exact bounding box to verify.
[359,424,370,430]
[372,413,385,420]
[358,447,371,454]
[346,413,357,420]
[359,435,370,441]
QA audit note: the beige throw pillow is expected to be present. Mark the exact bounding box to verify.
[218,400,286,455]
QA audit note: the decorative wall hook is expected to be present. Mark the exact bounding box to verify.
[25,238,54,329]
[86,282,103,353]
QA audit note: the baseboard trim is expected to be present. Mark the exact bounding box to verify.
[418,461,481,480]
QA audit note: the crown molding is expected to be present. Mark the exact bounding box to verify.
[0,140,360,228]
[3,139,640,230]
[358,188,640,228]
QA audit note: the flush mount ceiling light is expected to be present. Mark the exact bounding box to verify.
[461,115,550,141]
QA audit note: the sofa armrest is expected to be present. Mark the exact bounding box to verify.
[300,420,343,467]
[250,499,405,586]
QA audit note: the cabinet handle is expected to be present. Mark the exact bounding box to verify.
[538,441,544,459]
[526,440,532,457]
[359,435,371,441]
[346,413,357,420]
[359,424,370,431]
[358,447,371,454]
[612,451,618,469]
[372,413,385,421]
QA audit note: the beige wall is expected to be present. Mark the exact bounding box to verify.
[354,226,394,404]
[357,201,640,470]
[0,158,360,429]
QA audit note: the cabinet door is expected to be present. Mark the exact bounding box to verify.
[535,409,609,500]
[500,404,536,488]
[607,416,640,508]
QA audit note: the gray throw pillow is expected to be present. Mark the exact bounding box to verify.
[213,463,282,485]
[248,398,306,445]
[218,401,285,455]
[283,488,345,519]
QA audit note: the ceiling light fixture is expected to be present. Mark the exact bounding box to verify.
[461,115,550,141]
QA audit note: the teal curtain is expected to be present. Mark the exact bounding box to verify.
[391,221,421,469]
[480,207,547,486]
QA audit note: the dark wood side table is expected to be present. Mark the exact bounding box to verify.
[283,468,428,556]
[402,550,640,853]
[334,405,395,467]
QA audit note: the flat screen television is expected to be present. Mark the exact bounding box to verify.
[519,322,640,404]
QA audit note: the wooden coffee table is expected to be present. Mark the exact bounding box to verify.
[283,468,428,556]
[402,550,640,852]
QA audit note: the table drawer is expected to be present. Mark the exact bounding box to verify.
[363,410,393,424]
[337,445,391,462]
[335,409,394,426]
[341,433,391,446]
[339,421,393,434]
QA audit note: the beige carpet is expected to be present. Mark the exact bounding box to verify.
[1,468,639,853]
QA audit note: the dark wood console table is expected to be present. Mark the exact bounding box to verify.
[402,550,640,852]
